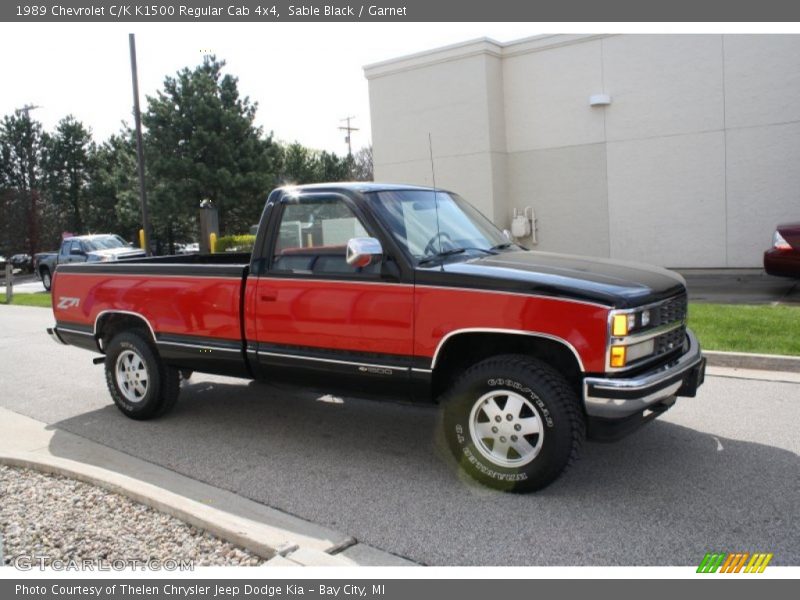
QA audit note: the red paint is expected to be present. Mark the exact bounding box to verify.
[53,273,242,342]
[414,286,609,372]
[56,273,610,370]
[245,278,414,356]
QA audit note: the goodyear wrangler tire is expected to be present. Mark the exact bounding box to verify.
[441,354,585,492]
[104,330,180,420]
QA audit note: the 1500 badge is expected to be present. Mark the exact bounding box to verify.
[358,366,393,375]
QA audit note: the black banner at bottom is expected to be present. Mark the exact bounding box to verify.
[1,579,795,600]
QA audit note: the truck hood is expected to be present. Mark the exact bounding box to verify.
[423,250,686,308]
[88,247,147,261]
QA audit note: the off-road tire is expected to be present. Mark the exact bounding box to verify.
[104,330,180,420]
[440,354,585,492]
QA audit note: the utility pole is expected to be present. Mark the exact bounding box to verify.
[15,104,42,118]
[338,116,359,158]
[129,33,151,255]
[15,104,42,256]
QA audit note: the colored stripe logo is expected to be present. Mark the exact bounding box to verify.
[697,552,773,573]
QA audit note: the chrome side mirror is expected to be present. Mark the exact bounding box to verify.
[346,237,383,268]
[503,229,512,240]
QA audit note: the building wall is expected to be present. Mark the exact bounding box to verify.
[365,34,800,268]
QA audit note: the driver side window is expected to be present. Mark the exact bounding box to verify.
[271,198,377,276]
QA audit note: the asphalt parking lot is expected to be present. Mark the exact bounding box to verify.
[1,305,798,566]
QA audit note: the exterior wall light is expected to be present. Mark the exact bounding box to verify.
[589,94,612,106]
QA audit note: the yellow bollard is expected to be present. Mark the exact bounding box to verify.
[139,229,145,250]
[209,232,217,254]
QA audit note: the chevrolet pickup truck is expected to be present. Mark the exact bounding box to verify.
[35,234,146,290]
[47,183,705,492]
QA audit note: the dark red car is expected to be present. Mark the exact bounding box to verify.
[764,223,800,278]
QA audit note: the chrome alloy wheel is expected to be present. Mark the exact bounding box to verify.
[468,390,544,467]
[115,349,149,403]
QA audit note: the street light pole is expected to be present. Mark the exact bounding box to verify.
[129,33,151,255]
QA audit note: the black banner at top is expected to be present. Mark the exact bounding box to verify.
[1,0,799,22]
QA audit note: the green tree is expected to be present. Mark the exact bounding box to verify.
[86,128,142,242]
[142,55,280,246]
[277,142,352,185]
[0,112,45,254]
[43,115,94,234]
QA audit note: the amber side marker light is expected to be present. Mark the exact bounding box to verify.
[610,346,627,368]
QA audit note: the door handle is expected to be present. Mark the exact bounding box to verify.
[260,289,278,302]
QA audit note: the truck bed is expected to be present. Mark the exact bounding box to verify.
[52,253,252,377]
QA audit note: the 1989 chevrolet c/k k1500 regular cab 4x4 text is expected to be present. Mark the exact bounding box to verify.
[47,183,706,492]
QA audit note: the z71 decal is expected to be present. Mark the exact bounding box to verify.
[57,297,80,309]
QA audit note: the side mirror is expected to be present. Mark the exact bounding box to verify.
[70,248,85,256]
[503,229,512,240]
[346,237,383,268]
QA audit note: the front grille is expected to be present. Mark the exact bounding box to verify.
[651,293,688,327]
[653,325,686,359]
[626,294,688,368]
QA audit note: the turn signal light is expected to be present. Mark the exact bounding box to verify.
[610,346,627,368]
[612,314,629,337]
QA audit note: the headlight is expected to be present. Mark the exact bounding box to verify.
[608,307,657,368]
[611,309,651,337]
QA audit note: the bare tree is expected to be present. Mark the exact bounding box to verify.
[352,145,373,181]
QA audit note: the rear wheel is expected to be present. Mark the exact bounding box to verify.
[41,268,51,291]
[440,354,585,492]
[104,330,179,419]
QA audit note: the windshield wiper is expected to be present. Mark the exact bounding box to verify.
[490,242,514,251]
[418,246,497,266]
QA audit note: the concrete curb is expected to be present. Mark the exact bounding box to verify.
[0,451,356,566]
[704,350,800,373]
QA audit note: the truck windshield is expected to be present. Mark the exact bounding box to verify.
[371,190,511,264]
[83,236,125,251]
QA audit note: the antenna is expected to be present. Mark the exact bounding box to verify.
[428,133,443,260]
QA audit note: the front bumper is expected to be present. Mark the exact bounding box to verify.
[584,329,705,422]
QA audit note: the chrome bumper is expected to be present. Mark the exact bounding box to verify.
[584,329,705,419]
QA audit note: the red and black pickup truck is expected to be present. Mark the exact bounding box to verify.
[47,183,705,492]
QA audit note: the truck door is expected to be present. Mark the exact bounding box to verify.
[248,193,414,391]
[59,240,81,264]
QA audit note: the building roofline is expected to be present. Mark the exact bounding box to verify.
[364,34,614,80]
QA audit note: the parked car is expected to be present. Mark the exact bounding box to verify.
[46,183,705,492]
[175,242,200,254]
[9,253,34,273]
[764,222,800,278]
[35,234,146,291]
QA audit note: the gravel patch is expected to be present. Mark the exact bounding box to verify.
[0,465,264,566]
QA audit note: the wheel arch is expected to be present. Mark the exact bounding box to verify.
[94,310,157,351]
[431,329,585,401]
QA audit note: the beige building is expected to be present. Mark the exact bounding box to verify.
[364,34,800,268]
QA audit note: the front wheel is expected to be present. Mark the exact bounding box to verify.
[41,268,51,291]
[104,330,180,420]
[440,355,585,492]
